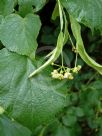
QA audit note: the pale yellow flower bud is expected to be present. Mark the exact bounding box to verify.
[64,72,74,80]
[68,74,74,80]
[52,74,58,79]
[53,70,58,74]
[77,65,82,71]
[72,67,78,73]
[58,73,64,80]
[51,72,64,80]
[51,70,58,76]
[64,72,69,78]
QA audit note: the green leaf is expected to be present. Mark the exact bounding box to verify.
[99,122,102,136]
[32,0,47,11]
[18,0,47,16]
[75,107,84,117]
[89,79,102,91]
[70,15,102,75]
[0,15,3,24]
[52,3,59,21]
[61,0,102,32]
[54,125,71,136]
[0,0,15,16]
[0,49,66,130]
[62,114,77,126]
[19,4,33,17]
[54,124,81,136]
[0,14,41,56]
[18,0,34,17]
[0,115,31,136]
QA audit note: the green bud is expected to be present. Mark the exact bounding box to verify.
[72,67,78,73]
[77,65,82,71]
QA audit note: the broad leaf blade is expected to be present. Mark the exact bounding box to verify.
[0,49,66,130]
[0,115,31,136]
[61,0,102,32]
[0,14,41,56]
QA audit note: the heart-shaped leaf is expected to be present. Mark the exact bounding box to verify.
[0,49,66,130]
[0,14,41,56]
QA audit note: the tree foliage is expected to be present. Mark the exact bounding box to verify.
[0,0,102,136]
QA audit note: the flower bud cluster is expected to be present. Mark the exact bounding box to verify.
[51,65,82,80]
[51,70,64,80]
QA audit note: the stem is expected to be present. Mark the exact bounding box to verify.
[52,63,60,67]
[75,53,78,67]
[61,51,64,67]
[38,127,46,136]
[68,32,75,49]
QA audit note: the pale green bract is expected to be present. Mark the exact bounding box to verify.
[61,0,102,32]
[29,31,64,77]
[70,15,102,75]
[0,14,41,56]
[0,48,66,129]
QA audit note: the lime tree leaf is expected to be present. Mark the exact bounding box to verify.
[0,115,31,136]
[32,0,47,11]
[18,0,47,16]
[61,0,102,32]
[18,0,33,17]
[0,0,15,16]
[70,15,102,75]
[52,3,59,21]
[0,48,66,130]
[0,13,41,56]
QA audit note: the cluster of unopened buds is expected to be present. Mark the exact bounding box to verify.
[51,63,81,80]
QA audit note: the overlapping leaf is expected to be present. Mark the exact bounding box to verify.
[18,0,47,16]
[32,0,47,11]
[0,49,66,130]
[0,0,15,16]
[61,0,102,32]
[0,115,31,136]
[0,14,41,56]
